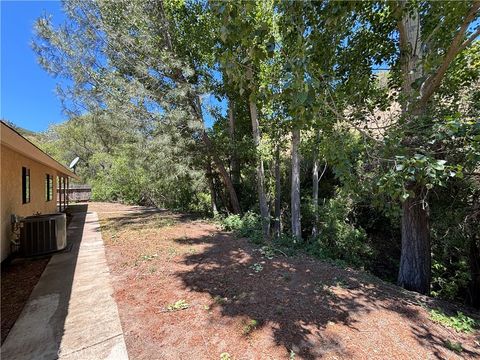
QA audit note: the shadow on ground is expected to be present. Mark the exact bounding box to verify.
[98,209,195,234]
[96,204,479,359]
[172,231,480,359]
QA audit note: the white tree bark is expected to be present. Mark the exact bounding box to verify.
[206,159,218,215]
[248,95,270,240]
[228,102,240,187]
[291,128,301,240]
[397,7,423,113]
[311,151,319,238]
[273,144,282,239]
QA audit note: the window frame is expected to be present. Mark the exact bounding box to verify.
[45,174,53,201]
[22,167,31,204]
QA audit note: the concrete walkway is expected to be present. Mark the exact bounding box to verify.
[1,209,129,360]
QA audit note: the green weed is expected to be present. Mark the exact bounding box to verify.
[220,353,232,360]
[429,308,478,333]
[220,212,263,242]
[166,299,189,312]
[289,350,296,360]
[259,246,275,259]
[242,319,259,335]
[250,263,264,273]
[444,340,463,353]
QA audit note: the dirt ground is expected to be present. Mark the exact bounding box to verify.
[91,202,480,360]
[1,256,50,344]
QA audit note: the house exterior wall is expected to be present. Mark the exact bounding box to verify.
[1,144,67,261]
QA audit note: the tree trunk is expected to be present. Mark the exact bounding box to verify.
[395,2,479,296]
[311,150,319,239]
[191,93,240,214]
[397,192,431,294]
[206,160,218,214]
[467,193,480,308]
[273,144,282,239]
[228,102,241,188]
[468,237,480,308]
[291,128,301,240]
[248,98,270,240]
[201,131,241,214]
[397,7,431,294]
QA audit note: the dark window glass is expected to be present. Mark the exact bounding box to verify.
[22,167,30,204]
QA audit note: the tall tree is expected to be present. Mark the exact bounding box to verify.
[394,0,480,294]
[214,1,277,239]
[34,0,241,213]
[290,128,302,239]
[311,131,326,238]
[273,142,282,239]
[247,66,271,239]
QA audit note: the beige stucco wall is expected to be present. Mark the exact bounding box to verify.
[1,145,67,261]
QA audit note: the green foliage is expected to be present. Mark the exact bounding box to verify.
[220,214,244,231]
[219,353,232,360]
[429,181,479,303]
[431,259,470,301]
[378,154,462,201]
[258,246,275,260]
[166,300,190,312]
[311,191,371,268]
[189,192,213,215]
[429,308,478,333]
[242,319,259,336]
[32,0,480,308]
[220,212,263,242]
[249,263,263,273]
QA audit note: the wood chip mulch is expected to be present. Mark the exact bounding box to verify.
[91,202,480,360]
[1,256,50,344]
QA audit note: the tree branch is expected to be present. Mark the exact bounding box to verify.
[459,26,480,52]
[417,1,480,109]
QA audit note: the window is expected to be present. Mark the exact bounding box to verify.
[45,174,53,201]
[22,167,30,204]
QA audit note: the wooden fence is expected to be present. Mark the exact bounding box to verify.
[68,184,92,202]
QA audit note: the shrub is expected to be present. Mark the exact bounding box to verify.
[187,192,212,215]
[221,211,263,241]
[311,191,372,268]
[431,259,471,301]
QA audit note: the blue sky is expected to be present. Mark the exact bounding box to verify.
[1,0,66,132]
[0,0,221,131]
